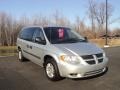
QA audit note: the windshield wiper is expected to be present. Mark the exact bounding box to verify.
[65,38,86,42]
[52,38,86,44]
[60,38,86,43]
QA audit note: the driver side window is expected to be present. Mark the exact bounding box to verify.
[33,28,46,44]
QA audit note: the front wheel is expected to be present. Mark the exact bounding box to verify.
[44,59,63,81]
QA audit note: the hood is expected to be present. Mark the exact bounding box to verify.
[53,42,103,56]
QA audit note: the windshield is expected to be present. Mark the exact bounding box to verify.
[44,27,86,44]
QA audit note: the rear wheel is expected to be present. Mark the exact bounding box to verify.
[18,49,25,62]
[44,58,63,81]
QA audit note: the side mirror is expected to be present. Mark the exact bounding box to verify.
[35,37,46,45]
[84,37,88,42]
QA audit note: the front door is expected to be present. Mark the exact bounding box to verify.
[29,28,46,66]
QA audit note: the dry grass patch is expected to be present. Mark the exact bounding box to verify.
[89,39,120,47]
[0,46,17,56]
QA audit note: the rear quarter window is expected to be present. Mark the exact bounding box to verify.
[19,28,35,41]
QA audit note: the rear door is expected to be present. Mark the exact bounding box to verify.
[18,28,35,59]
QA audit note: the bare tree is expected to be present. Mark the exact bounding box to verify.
[112,28,120,35]
[53,10,70,26]
[87,0,113,38]
[74,16,86,34]
[88,0,96,38]
[0,12,9,46]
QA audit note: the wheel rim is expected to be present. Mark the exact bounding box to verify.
[18,51,22,60]
[46,63,55,78]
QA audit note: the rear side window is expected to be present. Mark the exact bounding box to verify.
[19,28,35,41]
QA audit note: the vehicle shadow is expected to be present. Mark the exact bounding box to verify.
[72,67,108,81]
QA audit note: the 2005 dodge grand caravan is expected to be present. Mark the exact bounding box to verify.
[17,26,108,81]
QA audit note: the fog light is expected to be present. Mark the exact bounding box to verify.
[103,67,106,72]
[70,73,77,76]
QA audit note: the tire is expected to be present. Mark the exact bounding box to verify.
[44,58,63,81]
[18,49,25,62]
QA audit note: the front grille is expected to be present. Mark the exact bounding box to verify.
[98,58,103,63]
[81,55,93,59]
[86,60,95,64]
[81,53,103,65]
[84,68,104,76]
[96,53,103,58]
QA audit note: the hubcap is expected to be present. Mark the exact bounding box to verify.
[18,51,22,60]
[46,63,55,78]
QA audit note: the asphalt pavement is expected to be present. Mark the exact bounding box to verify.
[0,47,120,90]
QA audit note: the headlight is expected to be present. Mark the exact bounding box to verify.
[60,55,81,64]
[103,52,106,58]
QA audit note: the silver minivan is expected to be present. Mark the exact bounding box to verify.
[17,26,108,81]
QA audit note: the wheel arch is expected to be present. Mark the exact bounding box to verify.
[43,54,63,81]
[18,46,21,51]
[43,54,59,67]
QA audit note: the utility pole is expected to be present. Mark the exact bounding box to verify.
[104,0,109,47]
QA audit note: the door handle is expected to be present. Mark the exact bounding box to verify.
[29,46,32,49]
[26,45,32,49]
[26,45,29,48]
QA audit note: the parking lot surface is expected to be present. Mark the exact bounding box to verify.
[0,47,120,90]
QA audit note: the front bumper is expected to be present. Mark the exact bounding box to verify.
[58,57,108,78]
